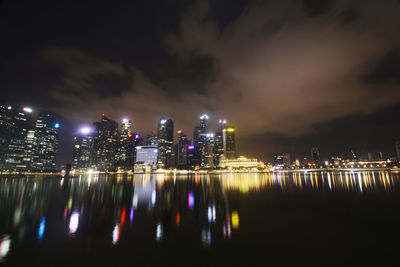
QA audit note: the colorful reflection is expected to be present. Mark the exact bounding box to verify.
[38,217,46,242]
[231,211,239,230]
[0,171,399,264]
[69,211,80,235]
[188,192,194,209]
[0,235,11,262]
[112,224,120,245]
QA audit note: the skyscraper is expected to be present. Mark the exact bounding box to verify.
[214,119,226,166]
[205,133,215,168]
[73,127,93,170]
[115,118,136,170]
[176,130,188,167]
[273,154,284,167]
[187,141,195,168]
[223,126,236,159]
[92,114,118,171]
[146,131,158,146]
[0,105,34,171]
[157,118,173,168]
[31,111,60,171]
[311,147,320,166]
[193,114,208,167]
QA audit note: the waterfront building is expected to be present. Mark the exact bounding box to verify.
[115,118,136,170]
[135,146,158,170]
[176,130,188,167]
[146,131,158,146]
[273,154,284,167]
[92,114,118,171]
[214,119,226,166]
[0,105,34,171]
[72,128,93,170]
[205,133,215,168]
[31,111,60,171]
[311,147,320,166]
[187,141,195,167]
[219,156,266,170]
[193,114,208,167]
[223,126,236,159]
[295,158,300,167]
[157,118,174,168]
[283,153,291,166]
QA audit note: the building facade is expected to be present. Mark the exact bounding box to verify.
[0,105,34,171]
[135,146,158,169]
[193,114,208,167]
[223,126,236,159]
[311,147,320,166]
[92,115,118,171]
[31,111,60,171]
[73,128,93,170]
[157,118,173,168]
[176,130,188,167]
[115,119,137,170]
[214,119,226,166]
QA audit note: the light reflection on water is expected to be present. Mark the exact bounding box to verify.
[0,171,399,265]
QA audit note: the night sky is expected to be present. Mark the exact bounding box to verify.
[2,0,400,166]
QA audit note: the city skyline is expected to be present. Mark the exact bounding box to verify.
[2,103,400,171]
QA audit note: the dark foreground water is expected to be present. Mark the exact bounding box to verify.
[1,171,400,266]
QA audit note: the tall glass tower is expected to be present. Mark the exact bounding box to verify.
[115,118,136,170]
[92,114,118,171]
[31,111,60,171]
[157,118,174,168]
[223,126,236,159]
[73,127,93,170]
[176,130,188,167]
[193,114,208,167]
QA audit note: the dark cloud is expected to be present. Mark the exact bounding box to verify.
[304,0,333,17]
[364,50,400,84]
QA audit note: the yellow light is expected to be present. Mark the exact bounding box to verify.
[227,128,235,132]
[231,211,239,229]
[177,130,182,134]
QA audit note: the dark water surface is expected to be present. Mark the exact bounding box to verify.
[1,171,400,266]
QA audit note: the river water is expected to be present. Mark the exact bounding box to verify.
[1,171,400,266]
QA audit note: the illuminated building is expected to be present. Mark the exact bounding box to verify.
[223,126,236,159]
[176,130,188,167]
[187,141,195,167]
[146,131,158,146]
[31,111,60,171]
[72,127,93,170]
[219,156,266,170]
[193,114,208,167]
[0,105,34,171]
[115,119,137,169]
[273,154,284,167]
[311,147,320,166]
[214,119,226,166]
[205,133,215,168]
[92,114,118,171]
[135,146,158,170]
[295,158,300,167]
[157,118,173,168]
[273,153,291,167]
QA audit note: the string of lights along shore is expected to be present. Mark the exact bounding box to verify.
[1,104,400,173]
